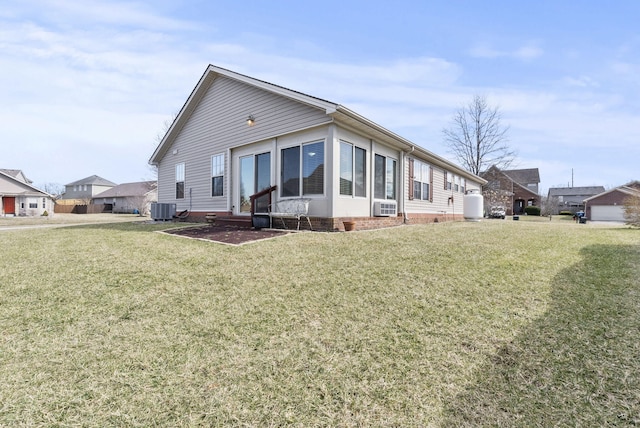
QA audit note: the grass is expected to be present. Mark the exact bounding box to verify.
[0,213,146,227]
[0,218,638,426]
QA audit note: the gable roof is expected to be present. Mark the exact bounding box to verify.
[0,169,32,184]
[481,165,537,190]
[93,181,156,198]
[548,186,605,197]
[149,64,486,185]
[583,183,640,203]
[0,169,52,197]
[65,175,117,187]
[502,168,540,185]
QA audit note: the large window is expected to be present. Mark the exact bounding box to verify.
[281,141,324,197]
[411,159,431,201]
[374,154,396,200]
[175,163,185,199]
[211,154,224,197]
[340,141,366,197]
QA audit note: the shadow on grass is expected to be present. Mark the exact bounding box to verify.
[443,243,640,426]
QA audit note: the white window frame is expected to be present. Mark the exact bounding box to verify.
[175,162,185,199]
[211,153,224,197]
[374,154,397,200]
[339,141,366,198]
[280,140,325,198]
[413,159,431,201]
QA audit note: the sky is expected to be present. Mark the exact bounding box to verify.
[2,0,639,195]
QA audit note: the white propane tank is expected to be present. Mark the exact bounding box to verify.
[463,189,483,221]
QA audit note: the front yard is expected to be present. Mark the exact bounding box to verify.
[0,219,638,426]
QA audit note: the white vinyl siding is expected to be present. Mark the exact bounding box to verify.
[155,75,329,211]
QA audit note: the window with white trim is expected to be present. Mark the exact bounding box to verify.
[374,154,396,200]
[281,141,324,197]
[175,163,185,199]
[211,154,224,197]
[412,160,431,201]
[339,141,366,197]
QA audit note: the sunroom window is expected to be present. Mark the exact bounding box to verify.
[374,154,396,200]
[281,141,324,197]
[340,141,366,197]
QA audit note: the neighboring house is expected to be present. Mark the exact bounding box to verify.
[0,169,54,216]
[61,175,117,201]
[547,186,605,214]
[481,166,540,215]
[584,181,640,222]
[93,181,157,214]
[149,64,486,230]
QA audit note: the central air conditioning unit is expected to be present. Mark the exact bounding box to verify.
[150,202,176,221]
[374,200,397,217]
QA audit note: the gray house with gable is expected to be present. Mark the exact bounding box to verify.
[61,175,117,201]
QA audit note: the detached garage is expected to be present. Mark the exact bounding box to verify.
[584,182,640,222]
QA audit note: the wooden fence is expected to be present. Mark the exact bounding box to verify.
[54,204,109,214]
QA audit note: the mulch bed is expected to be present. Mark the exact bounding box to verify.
[165,224,291,245]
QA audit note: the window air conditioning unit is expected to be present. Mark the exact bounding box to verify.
[374,200,397,217]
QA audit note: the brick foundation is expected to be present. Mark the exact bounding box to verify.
[173,211,463,231]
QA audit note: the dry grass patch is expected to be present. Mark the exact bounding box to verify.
[0,220,638,426]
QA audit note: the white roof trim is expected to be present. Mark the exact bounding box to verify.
[0,170,53,197]
[148,64,486,184]
[584,185,640,202]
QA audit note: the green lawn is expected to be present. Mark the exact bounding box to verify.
[1,219,638,426]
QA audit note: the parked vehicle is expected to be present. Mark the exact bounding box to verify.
[489,206,506,219]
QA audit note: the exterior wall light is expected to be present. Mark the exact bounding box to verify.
[246,115,255,126]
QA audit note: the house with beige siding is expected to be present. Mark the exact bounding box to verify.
[149,65,486,230]
[93,181,157,214]
[0,169,53,216]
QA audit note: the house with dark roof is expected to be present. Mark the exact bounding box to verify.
[583,181,640,222]
[149,64,487,230]
[61,175,117,201]
[481,166,540,215]
[0,169,53,216]
[93,181,157,215]
[547,186,605,214]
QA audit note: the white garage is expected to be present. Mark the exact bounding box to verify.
[590,205,625,222]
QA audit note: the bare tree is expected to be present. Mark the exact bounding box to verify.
[127,182,157,216]
[542,195,560,216]
[149,113,178,178]
[443,95,515,175]
[623,194,640,227]
[38,182,65,199]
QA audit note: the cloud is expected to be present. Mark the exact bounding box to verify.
[562,75,600,87]
[469,41,543,61]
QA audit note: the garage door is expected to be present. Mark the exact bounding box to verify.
[591,205,625,222]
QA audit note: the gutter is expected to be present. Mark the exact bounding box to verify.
[334,106,487,185]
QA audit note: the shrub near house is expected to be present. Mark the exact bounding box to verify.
[524,206,541,216]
